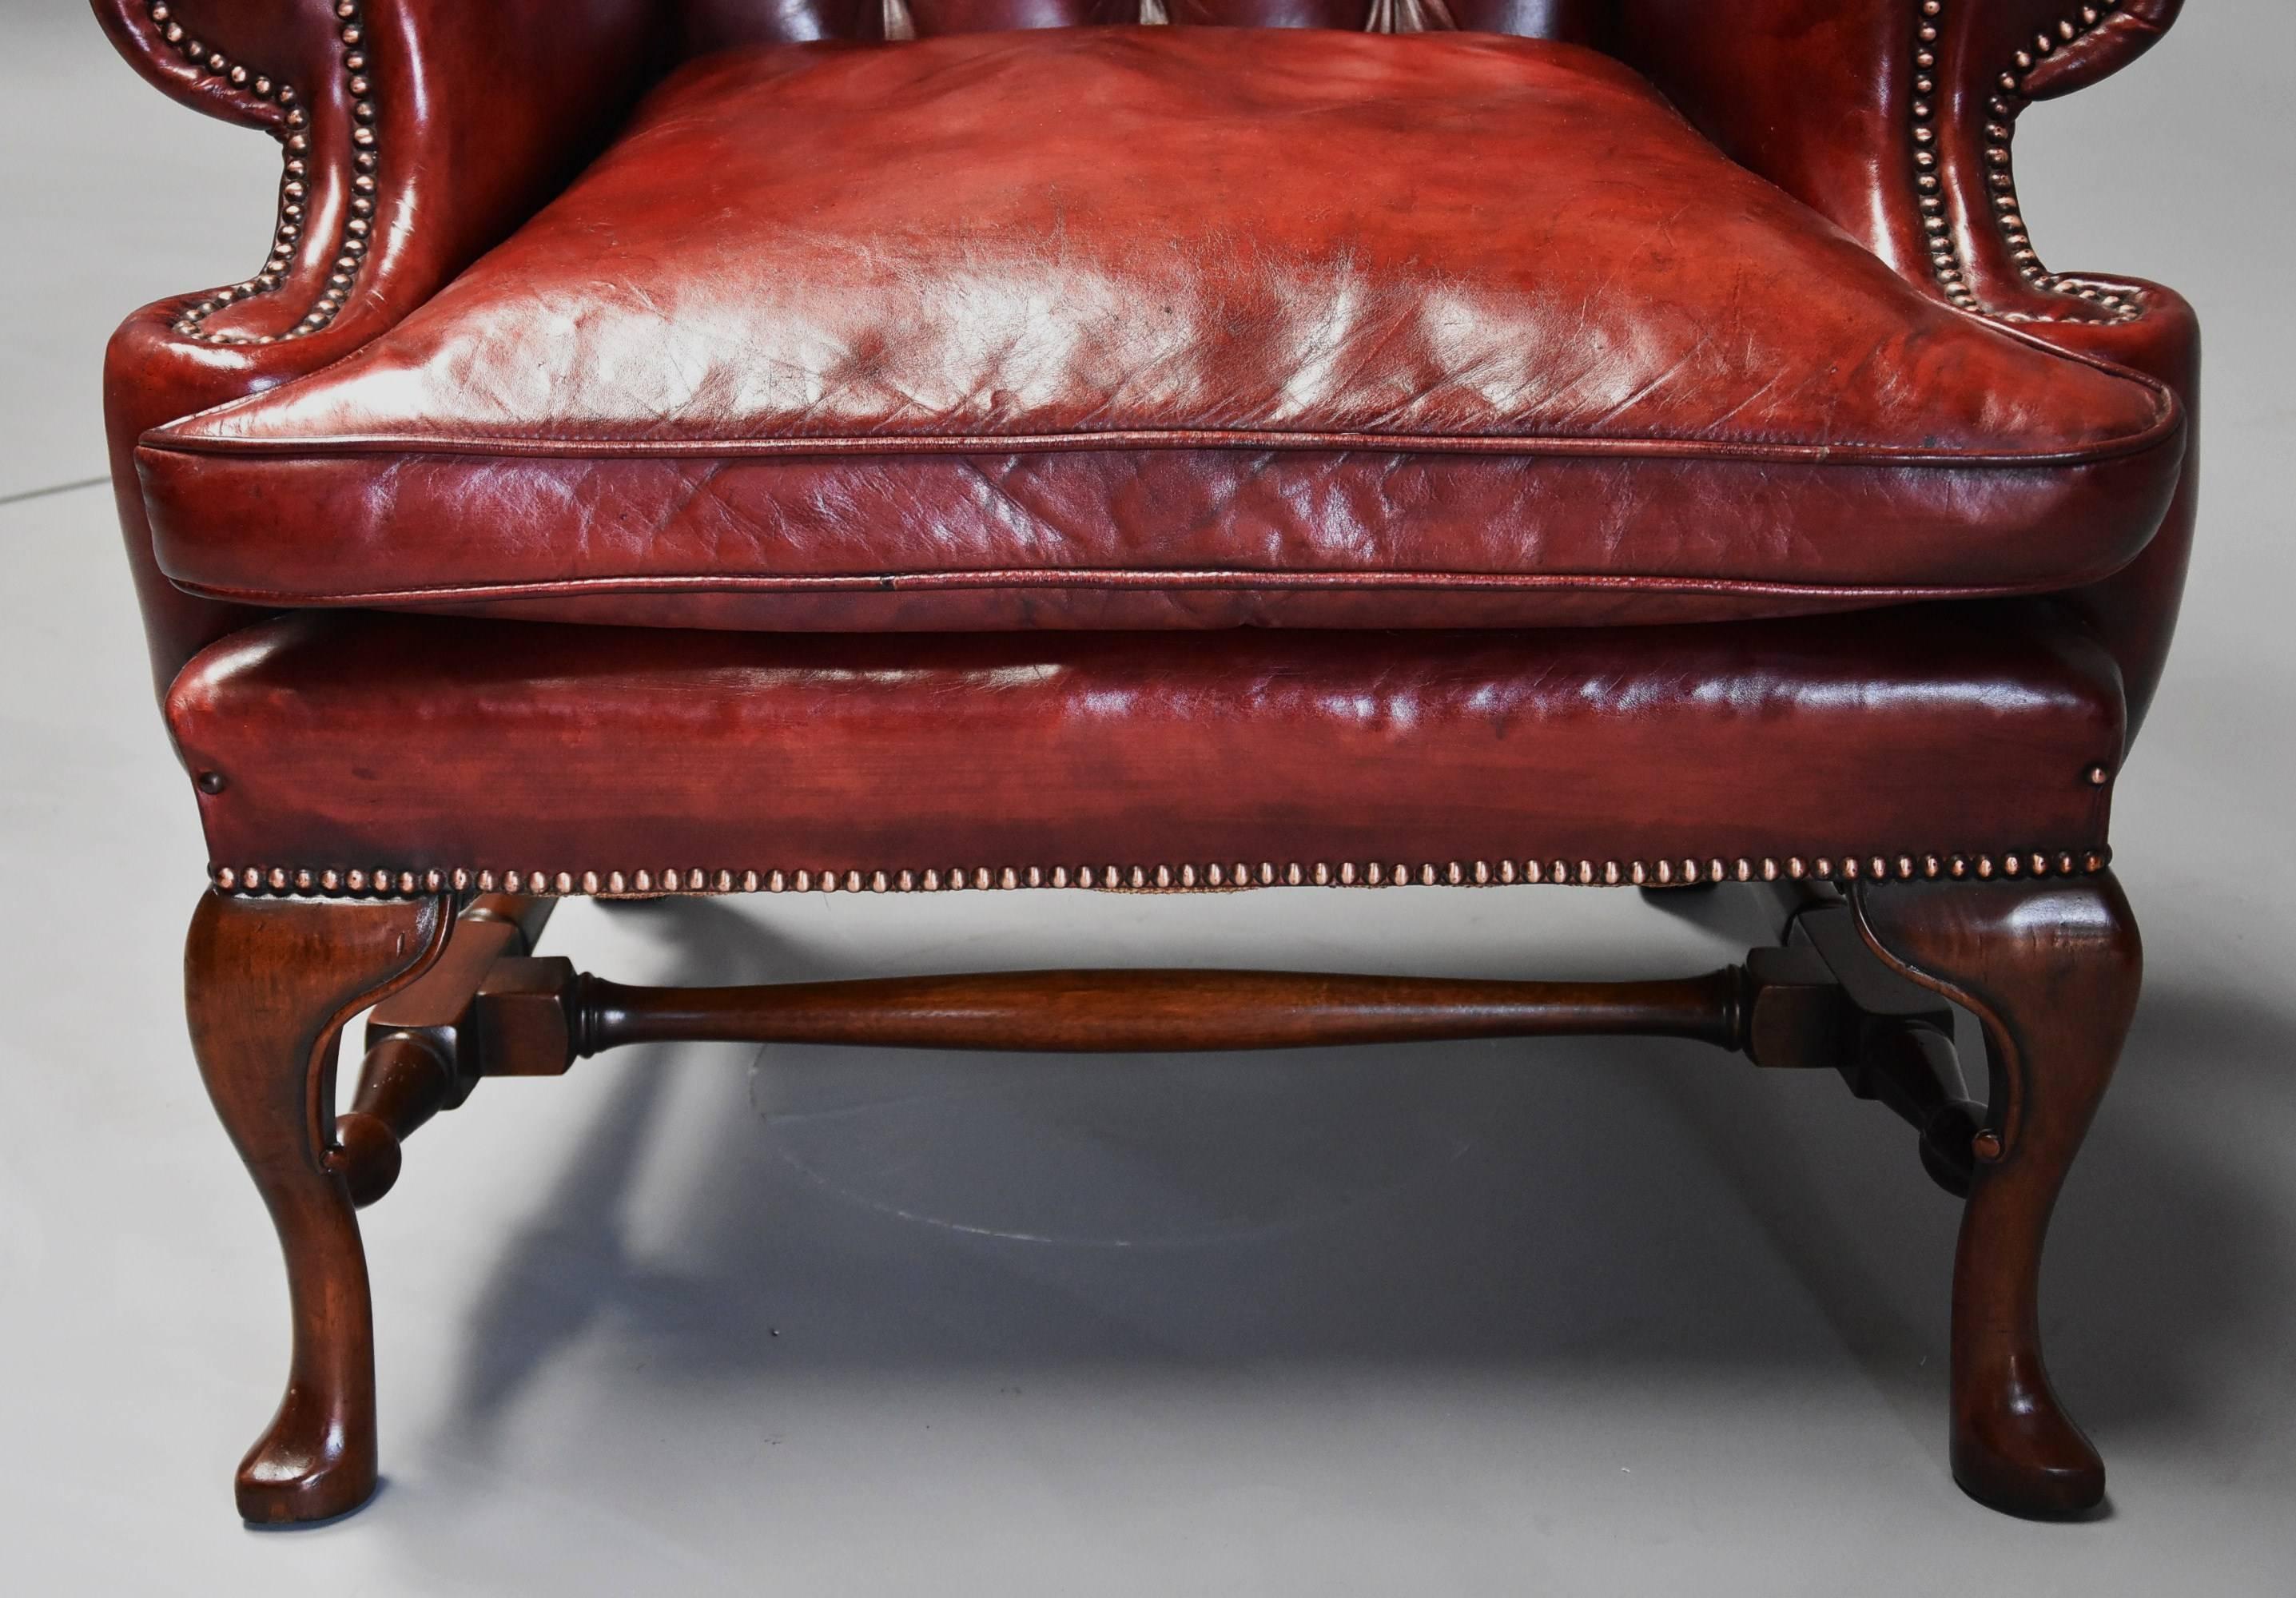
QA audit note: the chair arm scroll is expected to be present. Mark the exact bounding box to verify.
[1610,0,2187,325]
[2014,0,2183,101]
[1607,1,2197,734]
[97,0,665,352]
[1912,0,2184,325]
[95,0,667,697]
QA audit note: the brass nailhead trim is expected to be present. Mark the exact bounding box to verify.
[212,847,2112,900]
[151,2,379,346]
[1910,1,1980,312]
[158,0,2129,910]
[1916,0,2142,324]
[1989,2,2141,324]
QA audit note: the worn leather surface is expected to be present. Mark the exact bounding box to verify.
[674,0,1607,45]
[92,0,663,696]
[1610,1,2198,721]
[171,603,2123,884]
[138,26,2181,634]
[2037,280,2199,736]
[1613,1,2183,319]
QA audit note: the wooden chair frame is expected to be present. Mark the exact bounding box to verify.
[189,873,2136,1522]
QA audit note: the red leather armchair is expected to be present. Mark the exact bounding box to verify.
[95,0,2196,1525]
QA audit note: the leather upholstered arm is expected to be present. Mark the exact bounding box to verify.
[1610,0,2197,735]
[1608,0,2182,322]
[95,0,666,698]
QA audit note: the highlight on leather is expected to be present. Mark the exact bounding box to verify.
[675,0,1603,41]
[94,0,664,694]
[1602,0,2194,741]
[168,607,2125,899]
[90,0,321,132]
[2019,0,2184,99]
[96,0,2195,717]
[133,26,2184,637]
[1609,1,2188,324]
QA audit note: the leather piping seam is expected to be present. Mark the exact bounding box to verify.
[141,1,382,346]
[213,849,2115,900]
[137,396,2183,467]
[158,570,2131,610]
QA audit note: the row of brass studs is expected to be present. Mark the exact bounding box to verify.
[1914,0,2141,324]
[1987,2,2141,324]
[152,1,379,345]
[213,849,2113,900]
[1911,1,1983,311]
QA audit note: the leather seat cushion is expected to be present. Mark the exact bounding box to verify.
[173,604,2122,894]
[139,27,2184,634]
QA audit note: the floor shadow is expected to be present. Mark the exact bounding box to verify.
[1653,975,2296,1447]
[432,896,2296,1479]
[2024,981,2296,1434]
[440,896,794,1455]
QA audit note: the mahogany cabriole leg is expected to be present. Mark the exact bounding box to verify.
[1852,872,2140,1519]
[185,890,454,1524]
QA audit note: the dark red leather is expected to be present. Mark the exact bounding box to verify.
[2038,280,2199,735]
[137,27,2181,635]
[1609,1,2197,722]
[1612,0,2183,321]
[679,0,884,54]
[170,604,2123,893]
[94,0,663,695]
[674,0,1605,46]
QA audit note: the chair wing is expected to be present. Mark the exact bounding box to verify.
[93,0,2197,718]
[92,0,664,691]
[1610,0,2185,323]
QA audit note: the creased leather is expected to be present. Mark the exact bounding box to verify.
[94,0,663,696]
[140,27,2181,634]
[1607,0,2197,737]
[670,0,1606,41]
[170,603,2123,880]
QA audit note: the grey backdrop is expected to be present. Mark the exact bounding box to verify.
[3,2,2290,1592]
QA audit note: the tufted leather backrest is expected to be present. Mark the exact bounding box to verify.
[677,0,1606,52]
